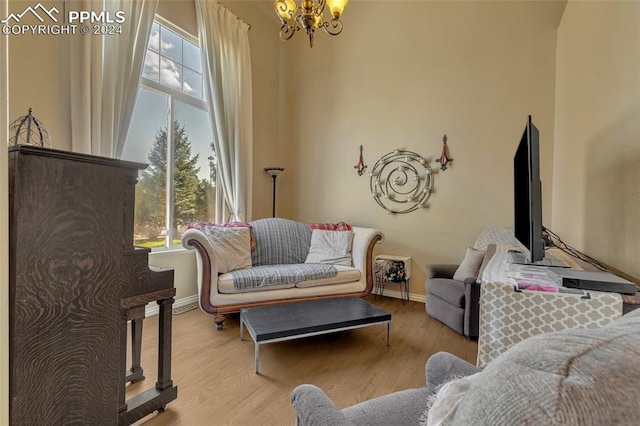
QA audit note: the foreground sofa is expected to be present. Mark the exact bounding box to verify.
[182,218,384,329]
[292,307,640,425]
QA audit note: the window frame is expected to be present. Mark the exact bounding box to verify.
[135,15,216,251]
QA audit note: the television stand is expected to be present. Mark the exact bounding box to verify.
[507,249,569,268]
[478,244,623,367]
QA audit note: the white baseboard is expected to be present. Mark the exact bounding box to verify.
[144,291,425,317]
[145,294,199,317]
[377,288,426,304]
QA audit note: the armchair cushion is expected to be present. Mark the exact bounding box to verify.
[426,279,465,308]
[452,247,485,282]
[426,264,458,280]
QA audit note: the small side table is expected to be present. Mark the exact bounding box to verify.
[374,255,411,304]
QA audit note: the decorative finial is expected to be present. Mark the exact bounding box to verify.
[8,108,51,147]
[435,134,453,171]
[354,145,368,176]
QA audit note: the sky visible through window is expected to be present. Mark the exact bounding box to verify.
[123,21,211,183]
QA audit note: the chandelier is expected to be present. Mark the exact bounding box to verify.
[275,0,348,48]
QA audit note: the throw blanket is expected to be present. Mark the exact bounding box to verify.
[228,264,338,290]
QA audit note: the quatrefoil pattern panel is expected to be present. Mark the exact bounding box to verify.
[477,281,623,367]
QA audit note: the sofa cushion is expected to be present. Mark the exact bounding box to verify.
[427,278,465,308]
[295,266,361,288]
[218,264,337,293]
[250,218,312,266]
[305,230,354,266]
[426,309,640,425]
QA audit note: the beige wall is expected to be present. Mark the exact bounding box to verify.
[8,0,72,151]
[2,0,9,422]
[279,0,565,296]
[553,0,640,280]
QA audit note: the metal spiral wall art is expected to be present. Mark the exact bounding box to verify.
[369,149,434,214]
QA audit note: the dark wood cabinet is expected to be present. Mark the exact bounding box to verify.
[8,146,176,425]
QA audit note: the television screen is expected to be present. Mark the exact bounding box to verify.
[513,115,545,263]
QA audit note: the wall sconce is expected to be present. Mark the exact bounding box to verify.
[264,167,285,217]
[435,134,453,171]
[353,144,367,176]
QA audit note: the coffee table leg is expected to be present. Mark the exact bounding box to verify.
[240,315,244,341]
[386,323,391,346]
[254,343,260,374]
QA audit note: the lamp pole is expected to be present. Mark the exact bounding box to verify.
[264,167,284,217]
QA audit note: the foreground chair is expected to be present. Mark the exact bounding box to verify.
[292,308,640,425]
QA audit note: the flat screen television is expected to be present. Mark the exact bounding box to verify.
[513,115,545,264]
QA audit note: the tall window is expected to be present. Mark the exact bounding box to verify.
[122,17,216,249]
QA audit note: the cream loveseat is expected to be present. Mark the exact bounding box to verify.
[182,218,384,329]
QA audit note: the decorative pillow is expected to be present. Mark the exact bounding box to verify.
[308,222,352,231]
[187,221,256,251]
[304,230,354,266]
[201,226,252,273]
[453,247,485,281]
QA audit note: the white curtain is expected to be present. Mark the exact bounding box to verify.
[69,0,158,157]
[196,0,253,223]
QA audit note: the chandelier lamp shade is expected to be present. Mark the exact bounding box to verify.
[275,0,348,47]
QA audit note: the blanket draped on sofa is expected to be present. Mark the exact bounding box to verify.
[228,264,338,290]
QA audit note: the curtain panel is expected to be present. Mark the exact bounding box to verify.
[69,0,158,158]
[195,0,253,223]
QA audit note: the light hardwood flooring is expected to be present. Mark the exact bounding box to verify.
[128,295,477,425]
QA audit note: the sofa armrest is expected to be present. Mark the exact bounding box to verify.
[351,227,384,294]
[181,228,220,314]
[425,352,481,391]
[292,384,351,426]
[426,264,459,280]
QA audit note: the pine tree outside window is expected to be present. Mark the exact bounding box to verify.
[122,17,216,249]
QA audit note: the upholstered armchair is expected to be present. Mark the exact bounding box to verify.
[425,228,517,339]
[292,309,640,425]
[425,264,481,338]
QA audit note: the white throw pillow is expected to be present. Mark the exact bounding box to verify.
[452,247,485,281]
[203,226,252,273]
[304,230,354,266]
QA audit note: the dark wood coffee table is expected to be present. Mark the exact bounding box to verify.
[240,297,391,373]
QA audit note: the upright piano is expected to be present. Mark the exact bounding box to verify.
[8,145,177,425]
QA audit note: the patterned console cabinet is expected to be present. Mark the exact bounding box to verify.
[8,146,176,425]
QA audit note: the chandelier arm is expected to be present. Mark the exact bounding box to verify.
[322,18,343,36]
[279,22,298,41]
[314,0,327,16]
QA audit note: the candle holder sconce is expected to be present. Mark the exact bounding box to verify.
[354,144,367,176]
[435,134,453,171]
[369,149,434,214]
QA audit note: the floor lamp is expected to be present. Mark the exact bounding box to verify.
[264,167,284,217]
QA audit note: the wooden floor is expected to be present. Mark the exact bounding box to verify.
[128,296,477,425]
